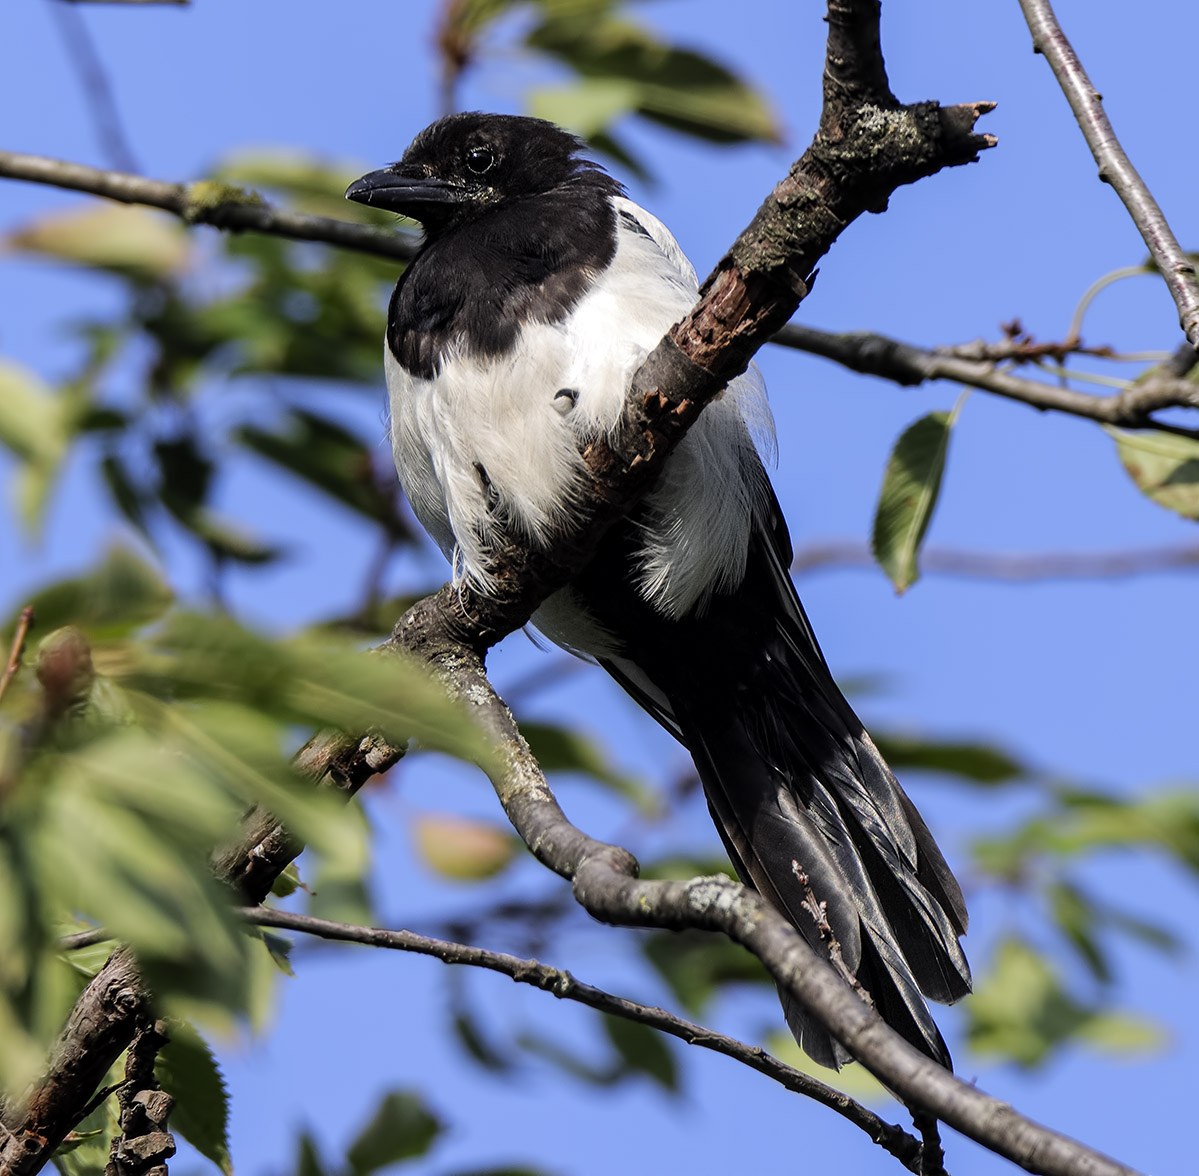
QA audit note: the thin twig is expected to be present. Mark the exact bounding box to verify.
[47,1,140,174]
[10,149,1195,438]
[773,323,1199,437]
[0,149,417,261]
[242,906,925,1171]
[793,863,874,1006]
[1017,0,1199,349]
[911,1110,949,1176]
[0,607,35,706]
[791,540,1199,581]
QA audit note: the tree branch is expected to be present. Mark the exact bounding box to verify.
[791,539,1199,581]
[774,324,1199,437]
[242,906,926,1172]
[1017,0,1199,349]
[0,149,416,262]
[368,631,1139,1176]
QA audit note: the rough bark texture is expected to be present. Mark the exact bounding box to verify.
[0,3,1002,1173]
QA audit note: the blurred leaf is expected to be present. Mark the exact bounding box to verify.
[871,732,1026,787]
[99,453,153,541]
[120,612,501,773]
[213,150,399,226]
[156,1022,232,1176]
[412,812,520,881]
[0,360,65,465]
[765,1031,891,1103]
[1108,427,1199,521]
[51,1066,122,1176]
[307,855,375,927]
[527,14,780,145]
[603,1013,677,1091]
[452,1006,514,1073]
[9,545,172,639]
[520,720,655,811]
[296,1131,327,1176]
[1047,880,1111,985]
[237,410,409,535]
[966,938,1162,1068]
[872,399,964,593]
[528,78,640,136]
[0,360,70,532]
[6,203,189,278]
[515,1031,619,1086]
[643,928,770,1014]
[260,928,296,976]
[345,1090,444,1175]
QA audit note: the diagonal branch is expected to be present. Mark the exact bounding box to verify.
[377,632,1139,1176]
[1017,0,1199,349]
[242,907,926,1172]
[775,324,1199,437]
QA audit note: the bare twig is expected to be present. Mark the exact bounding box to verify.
[373,625,1139,1176]
[1017,0,1199,349]
[243,906,925,1172]
[47,1,139,174]
[791,539,1199,581]
[773,323,1199,437]
[0,607,34,706]
[792,863,874,1007]
[0,150,417,262]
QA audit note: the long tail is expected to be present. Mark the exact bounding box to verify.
[585,499,971,1070]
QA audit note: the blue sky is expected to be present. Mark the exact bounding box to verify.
[2,2,1197,1174]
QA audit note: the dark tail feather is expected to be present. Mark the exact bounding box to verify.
[592,504,970,1071]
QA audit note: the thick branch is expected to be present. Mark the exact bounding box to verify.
[1017,0,1199,349]
[378,633,1139,1176]
[774,324,1199,437]
[0,6,997,1172]
[243,907,924,1172]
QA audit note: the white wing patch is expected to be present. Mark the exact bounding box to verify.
[385,198,776,653]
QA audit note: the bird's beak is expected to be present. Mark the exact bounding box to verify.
[345,166,468,215]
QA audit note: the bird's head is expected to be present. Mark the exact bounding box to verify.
[345,112,621,236]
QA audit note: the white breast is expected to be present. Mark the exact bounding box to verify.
[385,197,775,653]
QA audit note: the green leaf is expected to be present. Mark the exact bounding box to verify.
[872,397,965,593]
[765,1031,891,1102]
[0,360,69,532]
[295,1131,327,1176]
[5,203,190,278]
[156,1022,233,1176]
[1107,427,1199,520]
[642,928,770,1014]
[0,360,65,465]
[345,1091,444,1175]
[9,545,172,638]
[526,16,780,145]
[966,937,1162,1068]
[270,862,305,899]
[528,78,640,137]
[520,720,656,811]
[412,812,520,881]
[307,860,375,927]
[871,732,1026,787]
[603,1014,678,1091]
[236,410,409,536]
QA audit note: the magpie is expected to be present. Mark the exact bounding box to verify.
[347,112,970,1070]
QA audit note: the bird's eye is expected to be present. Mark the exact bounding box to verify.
[466,146,495,175]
